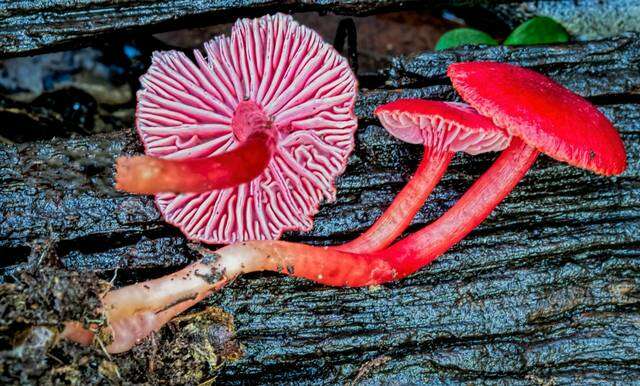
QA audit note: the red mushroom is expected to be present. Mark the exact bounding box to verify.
[336,99,510,253]
[448,62,627,175]
[115,14,358,244]
[64,62,626,353]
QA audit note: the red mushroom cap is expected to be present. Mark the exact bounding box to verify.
[136,13,357,243]
[375,99,510,155]
[448,62,627,175]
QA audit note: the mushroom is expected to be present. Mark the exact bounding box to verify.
[115,14,358,244]
[448,61,627,175]
[64,62,626,353]
[336,99,510,253]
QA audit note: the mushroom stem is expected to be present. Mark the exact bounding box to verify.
[115,131,273,194]
[94,261,221,353]
[64,138,538,353]
[385,138,538,276]
[336,148,453,253]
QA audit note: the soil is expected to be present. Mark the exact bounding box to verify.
[0,265,241,384]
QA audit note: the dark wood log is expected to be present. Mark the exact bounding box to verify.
[0,0,492,58]
[3,0,636,59]
[1,36,639,383]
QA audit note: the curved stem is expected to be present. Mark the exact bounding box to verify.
[65,139,538,353]
[336,148,453,253]
[115,132,273,194]
[384,138,537,277]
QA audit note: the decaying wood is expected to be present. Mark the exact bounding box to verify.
[0,0,493,58]
[1,36,639,383]
[4,0,635,59]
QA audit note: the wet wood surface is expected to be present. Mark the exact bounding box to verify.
[0,0,502,58]
[1,34,639,383]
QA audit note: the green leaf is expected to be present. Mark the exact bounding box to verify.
[504,16,569,46]
[435,28,498,51]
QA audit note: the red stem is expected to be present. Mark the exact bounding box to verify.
[335,149,453,253]
[65,138,538,352]
[115,132,273,194]
[384,138,538,277]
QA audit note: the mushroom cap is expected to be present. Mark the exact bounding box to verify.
[448,62,627,175]
[136,13,358,243]
[375,99,510,155]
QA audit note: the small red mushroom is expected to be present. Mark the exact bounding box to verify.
[115,14,358,244]
[336,99,510,253]
[64,62,627,353]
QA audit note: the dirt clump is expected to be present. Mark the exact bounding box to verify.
[0,267,241,384]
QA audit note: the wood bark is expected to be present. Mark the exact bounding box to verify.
[5,0,635,58]
[1,36,639,383]
[0,0,503,58]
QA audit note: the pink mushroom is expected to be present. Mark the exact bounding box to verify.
[116,14,358,244]
[65,63,626,353]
